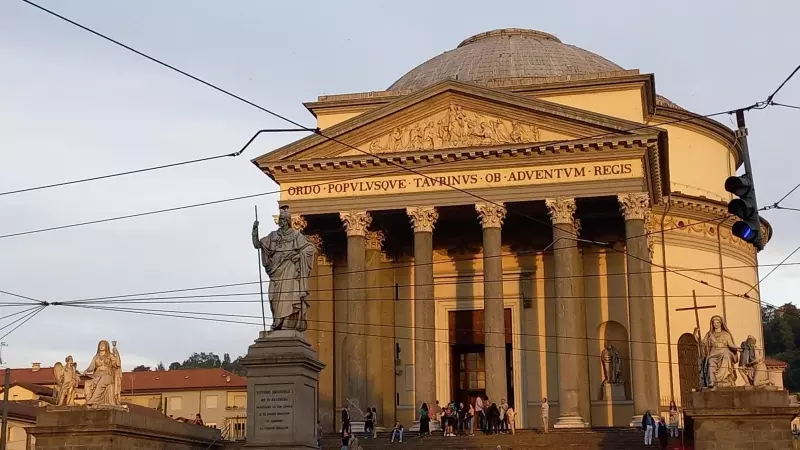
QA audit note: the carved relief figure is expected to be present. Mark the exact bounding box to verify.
[601,343,622,385]
[739,335,773,387]
[53,355,79,406]
[695,315,738,388]
[252,205,316,331]
[84,340,122,406]
[366,104,541,152]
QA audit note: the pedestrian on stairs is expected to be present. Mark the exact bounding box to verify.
[506,407,516,435]
[390,421,404,443]
[419,402,431,436]
[540,398,550,434]
[657,416,669,449]
[641,410,655,446]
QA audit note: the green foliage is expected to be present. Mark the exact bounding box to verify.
[132,365,151,372]
[166,352,245,375]
[763,304,800,390]
[156,362,166,372]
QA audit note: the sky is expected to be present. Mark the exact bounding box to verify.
[1,0,799,371]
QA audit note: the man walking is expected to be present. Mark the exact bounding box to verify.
[540,398,550,433]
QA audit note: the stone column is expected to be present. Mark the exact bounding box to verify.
[315,248,335,431]
[406,206,438,413]
[546,198,590,428]
[365,230,385,418]
[475,203,508,403]
[339,210,372,413]
[618,193,659,425]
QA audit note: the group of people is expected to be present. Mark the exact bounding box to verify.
[641,401,681,448]
[417,396,517,437]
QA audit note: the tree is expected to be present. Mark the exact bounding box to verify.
[132,365,151,372]
[168,362,182,370]
[763,304,800,391]
[180,352,221,369]
[222,353,246,376]
[156,362,166,372]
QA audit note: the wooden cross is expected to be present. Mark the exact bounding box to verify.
[675,290,716,335]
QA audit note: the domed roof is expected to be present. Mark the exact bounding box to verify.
[388,28,624,92]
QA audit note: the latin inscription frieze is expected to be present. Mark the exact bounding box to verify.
[281,160,641,201]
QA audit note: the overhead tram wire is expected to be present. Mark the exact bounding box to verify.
[56,245,772,305]
[60,302,777,374]
[741,242,800,298]
[20,0,794,318]
[772,102,800,111]
[0,128,309,197]
[56,262,800,307]
[765,64,800,106]
[0,307,46,342]
[0,290,48,305]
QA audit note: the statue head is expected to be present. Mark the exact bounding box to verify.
[710,315,727,332]
[747,335,757,346]
[65,355,73,365]
[277,206,291,230]
[97,340,110,355]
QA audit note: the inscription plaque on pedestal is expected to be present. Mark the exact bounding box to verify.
[255,384,294,436]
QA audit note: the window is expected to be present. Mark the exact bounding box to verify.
[169,396,182,411]
[205,395,218,409]
[233,395,246,408]
[459,352,485,390]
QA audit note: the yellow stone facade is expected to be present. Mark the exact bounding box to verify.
[253,29,770,430]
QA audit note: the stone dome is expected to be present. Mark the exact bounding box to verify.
[388,28,623,92]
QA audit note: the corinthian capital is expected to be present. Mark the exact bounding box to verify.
[475,203,506,229]
[273,213,308,231]
[339,210,372,237]
[406,206,439,233]
[307,234,322,251]
[617,193,651,221]
[365,230,386,250]
[545,198,577,225]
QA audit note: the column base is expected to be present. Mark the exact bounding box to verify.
[629,415,644,428]
[553,415,590,429]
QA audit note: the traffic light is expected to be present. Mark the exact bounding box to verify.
[725,174,762,249]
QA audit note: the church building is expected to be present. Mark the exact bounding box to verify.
[252,29,771,429]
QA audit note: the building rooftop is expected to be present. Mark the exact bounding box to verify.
[9,365,247,393]
[388,28,623,92]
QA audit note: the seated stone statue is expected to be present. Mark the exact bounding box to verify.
[695,315,738,388]
[83,340,122,406]
[739,335,773,387]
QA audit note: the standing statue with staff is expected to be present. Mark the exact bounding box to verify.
[252,205,316,332]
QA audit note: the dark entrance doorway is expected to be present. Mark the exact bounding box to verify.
[448,309,513,407]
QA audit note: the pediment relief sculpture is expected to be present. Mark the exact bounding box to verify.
[367,104,540,152]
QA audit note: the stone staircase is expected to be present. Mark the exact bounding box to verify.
[323,428,690,449]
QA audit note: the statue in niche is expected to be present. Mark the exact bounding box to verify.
[695,315,738,388]
[53,355,79,406]
[252,206,316,332]
[84,340,122,406]
[739,335,773,387]
[601,342,622,385]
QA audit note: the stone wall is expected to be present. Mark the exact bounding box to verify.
[30,406,223,450]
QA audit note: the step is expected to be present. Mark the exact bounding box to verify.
[323,428,688,449]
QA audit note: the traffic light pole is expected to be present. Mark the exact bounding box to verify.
[734,109,763,249]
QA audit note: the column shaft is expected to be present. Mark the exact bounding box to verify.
[347,234,367,410]
[315,257,335,431]
[547,198,590,428]
[483,226,507,401]
[340,211,371,413]
[618,193,659,423]
[365,231,385,418]
[407,206,439,414]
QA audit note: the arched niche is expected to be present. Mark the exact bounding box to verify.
[595,320,631,400]
[677,333,700,407]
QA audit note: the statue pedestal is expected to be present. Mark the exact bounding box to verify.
[602,383,626,401]
[684,387,795,450]
[29,405,223,449]
[241,330,325,450]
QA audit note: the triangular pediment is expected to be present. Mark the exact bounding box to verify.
[254,80,655,165]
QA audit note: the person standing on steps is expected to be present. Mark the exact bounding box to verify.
[657,415,669,449]
[316,420,323,449]
[475,394,485,433]
[506,406,516,435]
[419,402,431,436]
[668,401,679,438]
[642,410,655,446]
[540,398,550,434]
